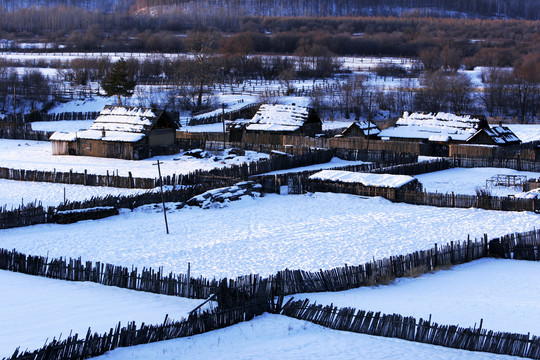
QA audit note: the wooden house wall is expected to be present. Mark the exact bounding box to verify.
[466,130,496,145]
[148,128,175,146]
[52,140,71,155]
[81,139,136,160]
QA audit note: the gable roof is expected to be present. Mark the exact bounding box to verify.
[246,104,314,132]
[342,120,381,136]
[50,106,177,143]
[309,170,416,188]
[378,112,488,142]
[481,126,521,145]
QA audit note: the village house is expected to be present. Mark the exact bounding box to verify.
[49,106,178,160]
[227,103,322,142]
[378,112,520,146]
[308,169,422,199]
[338,120,381,139]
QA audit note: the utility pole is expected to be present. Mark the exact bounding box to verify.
[366,92,372,154]
[153,160,169,234]
[221,103,226,150]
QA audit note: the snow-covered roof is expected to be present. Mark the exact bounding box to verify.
[309,170,416,188]
[90,106,158,133]
[246,123,301,132]
[246,104,312,132]
[483,126,521,145]
[77,129,146,142]
[49,131,77,141]
[342,120,381,136]
[50,106,172,143]
[378,112,487,142]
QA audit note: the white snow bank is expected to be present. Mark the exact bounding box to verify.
[310,169,415,188]
[92,313,517,360]
[290,258,540,335]
[0,270,213,358]
[1,193,538,279]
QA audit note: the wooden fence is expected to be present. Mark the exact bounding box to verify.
[5,300,273,360]
[0,183,226,230]
[280,299,540,359]
[0,128,53,141]
[307,179,539,212]
[450,156,540,172]
[0,248,217,299]
[41,111,99,122]
[4,227,540,360]
[0,149,335,190]
[450,143,539,161]
[3,229,540,303]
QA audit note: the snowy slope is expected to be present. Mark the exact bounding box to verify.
[92,313,518,360]
[0,270,213,358]
[290,258,540,335]
[1,193,538,278]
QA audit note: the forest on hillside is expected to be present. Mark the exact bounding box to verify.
[0,0,539,19]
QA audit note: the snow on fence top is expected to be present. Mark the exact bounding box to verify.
[246,104,309,132]
[309,169,415,188]
[379,112,486,142]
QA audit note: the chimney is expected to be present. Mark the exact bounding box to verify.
[102,127,106,138]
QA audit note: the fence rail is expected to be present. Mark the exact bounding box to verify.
[280,299,540,359]
[5,300,273,360]
[2,229,539,303]
[2,228,540,359]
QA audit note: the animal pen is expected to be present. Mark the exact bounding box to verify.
[486,174,528,189]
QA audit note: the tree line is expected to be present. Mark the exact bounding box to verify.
[1,12,538,71]
[1,0,539,19]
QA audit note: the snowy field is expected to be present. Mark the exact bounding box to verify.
[290,258,540,335]
[0,179,149,208]
[0,270,213,358]
[0,139,269,178]
[1,193,538,279]
[415,167,540,196]
[92,313,518,360]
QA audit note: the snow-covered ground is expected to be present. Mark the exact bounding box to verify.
[92,313,518,360]
[0,270,213,358]
[1,193,538,279]
[0,179,149,208]
[0,139,269,178]
[415,167,540,196]
[290,258,540,335]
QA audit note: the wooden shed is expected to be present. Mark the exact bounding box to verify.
[378,112,492,144]
[229,104,322,140]
[308,169,422,198]
[50,106,178,160]
[340,120,381,139]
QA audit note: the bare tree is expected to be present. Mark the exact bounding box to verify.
[182,30,222,111]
